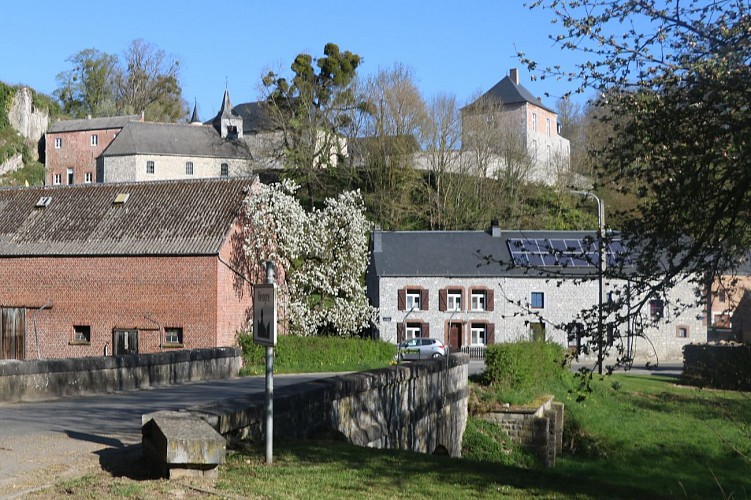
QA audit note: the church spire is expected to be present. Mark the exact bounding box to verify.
[189,99,201,125]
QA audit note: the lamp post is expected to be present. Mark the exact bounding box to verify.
[398,305,416,363]
[570,190,606,375]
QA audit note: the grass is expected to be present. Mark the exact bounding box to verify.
[31,372,751,499]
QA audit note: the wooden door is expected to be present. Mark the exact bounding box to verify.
[448,322,462,352]
[1,308,26,360]
[113,329,138,355]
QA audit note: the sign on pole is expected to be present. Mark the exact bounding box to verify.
[253,283,277,347]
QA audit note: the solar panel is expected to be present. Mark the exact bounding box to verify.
[506,237,630,268]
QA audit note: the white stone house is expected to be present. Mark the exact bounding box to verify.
[366,225,705,363]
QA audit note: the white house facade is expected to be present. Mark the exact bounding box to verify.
[367,225,705,364]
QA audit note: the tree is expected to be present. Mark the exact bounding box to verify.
[54,48,118,118]
[242,180,377,336]
[114,39,185,122]
[261,43,363,208]
[522,0,751,367]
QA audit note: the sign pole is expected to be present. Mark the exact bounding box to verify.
[253,261,277,465]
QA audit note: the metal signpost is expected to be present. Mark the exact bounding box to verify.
[253,262,277,464]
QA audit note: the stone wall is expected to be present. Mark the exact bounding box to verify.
[478,396,564,467]
[683,342,751,390]
[153,353,470,457]
[0,347,241,402]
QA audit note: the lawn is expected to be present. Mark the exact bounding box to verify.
[35,372,751,499]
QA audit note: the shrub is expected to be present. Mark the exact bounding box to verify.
[238,334,396,375]
[484,341,568,390]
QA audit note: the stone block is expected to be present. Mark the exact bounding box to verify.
[142,412,226,479]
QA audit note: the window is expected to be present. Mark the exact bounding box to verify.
[54,137,62,149]
[53,174,62,185]
[650,299,664,320]
[220,163,229,176]
[546,117,551,137]
[186,161,194,175]
[146,160,155,174]
[447,290,462,311]
[164,327,184,345]
[406,322,422,339]
[84,172,92,183]
[67,168,74,185]
[72,325,91,344]
[470,323,486,346]
[531,292,545,309]
[719,288,726,303]
[90,134,98,146]
[406,291,421,310]
[531,112,537,131]
[676,326,689,338]
[471,290,486,311]
[568,323,584,350]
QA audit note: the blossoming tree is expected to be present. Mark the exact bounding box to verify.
[243,180,377,336]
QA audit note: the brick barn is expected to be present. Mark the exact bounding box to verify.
[0,177,258,360]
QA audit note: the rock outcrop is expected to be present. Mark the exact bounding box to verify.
[7,87,49,162]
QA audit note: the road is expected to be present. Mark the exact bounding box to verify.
[0,373,334,497]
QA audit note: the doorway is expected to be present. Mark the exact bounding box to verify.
[1,307,25,360]
[113,329,138,355]
[448,321,462,353]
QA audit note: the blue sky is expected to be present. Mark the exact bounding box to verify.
[2,1,591,119]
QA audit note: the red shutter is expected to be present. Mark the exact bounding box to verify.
[421,289,429,311]
[422,322,430,337]
[439,289,447,312]
[486,289,495,311]
[398,289,406,311]
[486,323,495,344]
[397,323,405,343]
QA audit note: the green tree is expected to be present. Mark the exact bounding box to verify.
[261,43,363,208]
[523,0,751,366]
[54,48,118,118]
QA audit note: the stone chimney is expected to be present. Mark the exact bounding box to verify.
[490,219,501,238]
[509,68,519,85]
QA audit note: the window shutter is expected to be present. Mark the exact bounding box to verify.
[487,289,495,311]
[439,289,447,312]
[422,322,430,337]
[420,289,429,311]
[486,323,495,344]
[397,323,405,343]
[398,289,406,311]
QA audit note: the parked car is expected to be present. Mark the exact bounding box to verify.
[397,338,446,361]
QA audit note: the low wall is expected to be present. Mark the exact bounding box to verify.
[147,353,469,457]
[478,396,564,467]
[0,347,241,402]
[683,343,751,390]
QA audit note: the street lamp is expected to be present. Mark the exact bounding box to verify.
[398,305,416,364]
[570,190,606,375]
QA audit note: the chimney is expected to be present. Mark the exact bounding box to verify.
[509,68,519,85]
[490,219,501,238]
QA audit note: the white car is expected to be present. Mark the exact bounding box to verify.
[397,338,446,361]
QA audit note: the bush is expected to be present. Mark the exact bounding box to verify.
[238,334,396,375]
[484,341,568,390]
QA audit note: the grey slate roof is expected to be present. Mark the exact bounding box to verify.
[100,121,250,159]
[47,115,141,133]
[371,229,603,278]
[0,177,256,257]
[466,76,554,113]
[232,101,280,134]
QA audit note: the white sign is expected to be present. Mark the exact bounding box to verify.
[253,283,277,346]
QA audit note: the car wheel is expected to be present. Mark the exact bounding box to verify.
[432,353,442,359]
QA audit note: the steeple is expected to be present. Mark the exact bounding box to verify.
[190,99,201,125]
[212,89,243,139]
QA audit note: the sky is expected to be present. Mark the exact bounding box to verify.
[2,1,592,120]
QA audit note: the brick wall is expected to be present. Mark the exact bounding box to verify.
[46,127,121,185]
[0,250,252,360]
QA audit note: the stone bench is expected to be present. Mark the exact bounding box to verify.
[142,411,226,479]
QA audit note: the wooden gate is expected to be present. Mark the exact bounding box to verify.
[1,308,26,360]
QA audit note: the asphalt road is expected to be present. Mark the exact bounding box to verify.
[0,372,335,497]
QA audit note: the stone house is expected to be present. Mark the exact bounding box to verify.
[0,177,258,361]
[460,68,571,185]
[366,225,705,363]
[708,264,751,342]
[45,114,142,185]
